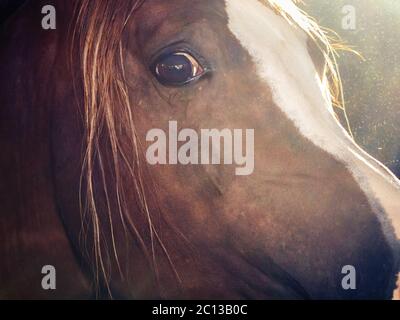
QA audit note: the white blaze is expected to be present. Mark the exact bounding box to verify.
[225,0,400,254]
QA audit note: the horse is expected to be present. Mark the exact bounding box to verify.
[0,0,399,299]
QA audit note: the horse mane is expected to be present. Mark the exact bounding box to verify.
[70,0,351,296]
[71,0,162,296]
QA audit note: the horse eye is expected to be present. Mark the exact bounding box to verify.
[152,52,205,87]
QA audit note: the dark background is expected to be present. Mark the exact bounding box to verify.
[1,0,399,177]
[0,0,26,23]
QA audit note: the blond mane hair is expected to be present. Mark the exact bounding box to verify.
[71,0,350,296]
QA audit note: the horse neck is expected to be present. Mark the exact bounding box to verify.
[0,0,91,298]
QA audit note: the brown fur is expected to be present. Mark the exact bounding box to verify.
[0,0,397,299]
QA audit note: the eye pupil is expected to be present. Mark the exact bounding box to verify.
[155,54,193,85]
